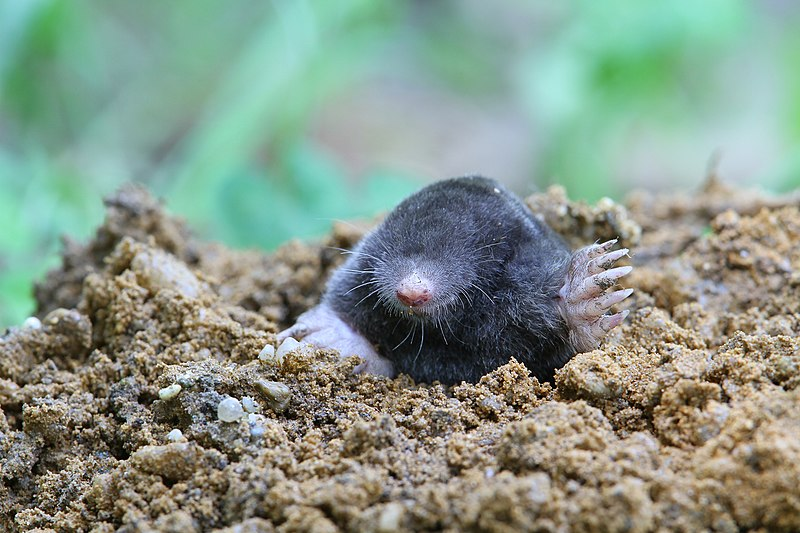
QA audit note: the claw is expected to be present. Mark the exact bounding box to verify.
[587,248,629,274]
[566,288,633,320]
[571,266,633,302]
[560,239,633,352]
[593,288,634,313]
[594,265,633,288]
[597,309,629,333]
[586,239,618,259]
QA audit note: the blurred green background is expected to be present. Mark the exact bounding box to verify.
[1,0,799,328]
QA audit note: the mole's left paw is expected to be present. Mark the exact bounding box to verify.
[558,239,633,352]
[276,304,397,377]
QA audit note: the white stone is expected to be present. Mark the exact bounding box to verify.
[528,472,552,504]
[158,383,182,400]
[276,337,303,360]
[247,413,266,438]
[217,397,245,422]
[23,316,42,330]
[166,429,184,442]
[258,343,276,361]
[377,502,404,533]
[241,396,257,413]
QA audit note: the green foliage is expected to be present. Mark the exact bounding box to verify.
[1,0,798,327]
[518,0,750,198]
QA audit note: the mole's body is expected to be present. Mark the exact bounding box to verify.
[278,176,632,385]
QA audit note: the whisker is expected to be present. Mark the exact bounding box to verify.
[414,322,425,361]
[469,282,492,302]
[475,241,503,252]
[343,279,379,295]
[325,218,366,232]
[443,316,458,342]
[450,313,475,333]
[328,246,384,264]
[453,292,466,309]
[392,332,409,351]
[378,240,392,258]
[393,323,415,351]
[354,287,382,308]
[338,268,378,275]
[373,291,393,310]
[436,317,448,346]
[328,246,353,255]
[458,288,474,306]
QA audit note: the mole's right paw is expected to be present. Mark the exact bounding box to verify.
[277,304,397,377]
[558,239,633,353]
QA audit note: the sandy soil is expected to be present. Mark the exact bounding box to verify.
[2,178,799,532]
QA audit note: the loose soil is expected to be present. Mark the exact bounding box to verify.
[2,178,799,532]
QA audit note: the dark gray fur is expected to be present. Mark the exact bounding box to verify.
[322,176,576,384]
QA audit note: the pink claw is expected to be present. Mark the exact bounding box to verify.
[586,239,618,259]
[588,248,630,274]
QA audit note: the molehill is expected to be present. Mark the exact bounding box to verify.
[1,179,799,532]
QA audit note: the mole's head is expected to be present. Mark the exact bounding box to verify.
[342,177,522,322]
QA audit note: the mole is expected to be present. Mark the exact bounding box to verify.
[277,176,633,385]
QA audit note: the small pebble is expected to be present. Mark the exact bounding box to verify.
[241,396,258,413]
[377,502,404,533]
[258,343,276,361]
[276,337,303,360]
[597,197,615,210]
[217,397,245,422]
[256,380,292,412]
[528,473,552,504]
[23,317,42,330]
[481,396,503,411]
[166,429,184,442]
[130,248,206,298]
[158,383,182,400]
[248,414,266,438]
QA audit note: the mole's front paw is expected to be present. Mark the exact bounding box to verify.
[276,304,397,377]
[558,239,633,352]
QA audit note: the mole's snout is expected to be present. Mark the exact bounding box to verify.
[396,273,432,307]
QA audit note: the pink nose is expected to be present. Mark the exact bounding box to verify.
[396,273,432,307]
[396,287,431,307]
